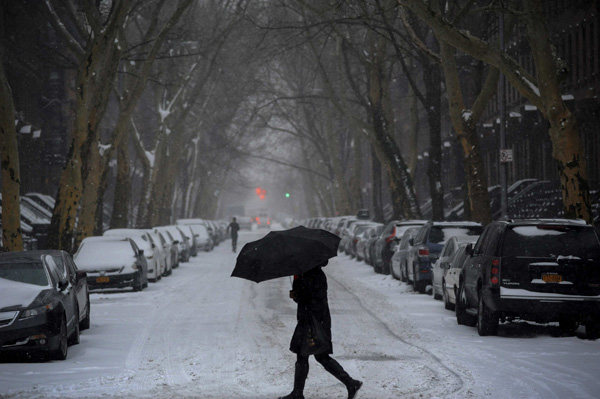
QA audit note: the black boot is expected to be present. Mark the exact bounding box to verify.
[315,354,362,399]
[278,361,308,399]
[347,379,363,399]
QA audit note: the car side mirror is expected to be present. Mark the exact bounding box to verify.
[76,270,87,280]
[465,243,474,256]
[58,278,69,291]
[138,249,145,257]
[173,240,180,245]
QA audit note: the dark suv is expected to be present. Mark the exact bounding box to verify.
[408,221,483,293]
[455,219,600,338]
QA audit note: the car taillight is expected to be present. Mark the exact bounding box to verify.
[385,233,395,243]
[490,259,500,286]
[418,248,429,257]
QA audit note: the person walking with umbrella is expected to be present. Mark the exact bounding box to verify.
[231,226,362,399]
[280,261,362,399]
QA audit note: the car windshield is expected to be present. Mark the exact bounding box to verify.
[0,261,49,286]
[502,225,600,258]
[429,226,483,244]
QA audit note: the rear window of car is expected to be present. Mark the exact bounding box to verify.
[502,225,600,258]
[429,226,483,244]
[0,262,50,286]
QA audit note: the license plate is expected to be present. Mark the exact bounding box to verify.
[96,276,110,283]
[542,273,562,283]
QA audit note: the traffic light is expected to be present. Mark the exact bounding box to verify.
[285,192,290,198]
[255,187,266,200]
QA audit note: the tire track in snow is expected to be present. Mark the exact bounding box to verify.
[325,270,472,399]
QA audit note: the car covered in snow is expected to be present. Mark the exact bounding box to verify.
[74,236,148,292]
[456,219,600,339]
[104,229,164,282]
[0,252,80,360]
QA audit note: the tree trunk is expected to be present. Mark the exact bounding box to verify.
[524,0,590,221]
[438,39,492,224]
[0,60,23,251]
[423,61,444,221]
[110,139,131,228]
[402,0,592,222]
[371,146,384,222]
[367,40,421,220]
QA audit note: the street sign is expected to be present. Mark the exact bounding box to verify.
[500,149,513,163]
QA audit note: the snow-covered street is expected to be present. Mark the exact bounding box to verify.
[1,229,599,399]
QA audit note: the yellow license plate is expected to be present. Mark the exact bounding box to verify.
[542,273,562,283]
[96,276,110,283]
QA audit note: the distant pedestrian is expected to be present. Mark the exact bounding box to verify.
[279,261,362,399]
[226,217,240,252]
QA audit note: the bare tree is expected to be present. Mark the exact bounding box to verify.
[402,0,593,222]
[0,53,23,251]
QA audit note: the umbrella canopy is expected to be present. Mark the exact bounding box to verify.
[231,226,341,283]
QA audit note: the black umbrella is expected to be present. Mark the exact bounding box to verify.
[231,226,341,283]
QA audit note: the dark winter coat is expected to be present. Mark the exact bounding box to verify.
[227,222,240,237]
[289,265,333,355]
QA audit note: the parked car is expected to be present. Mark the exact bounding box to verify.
[408,221,483,293]
[0,252,80,360]
[442,245,472,310]
[347,222,377,258]
[456,219,600,339]
[104,228,163,282]
[146,229,170,276]
[374,220,427,275]
[188,223,213,252]
[43,250,91,330]
[178,225,198,257]
[390,227,421,281]
[357,224,382,262]
[74,236,148,292]
[364,224,384,266]
[155,225,190,263]
[153,228,179,269]
[431,235,479,300]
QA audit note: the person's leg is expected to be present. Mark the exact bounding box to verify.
[232,234,237,252]
[314,353,362,399]
[278,354,309,399]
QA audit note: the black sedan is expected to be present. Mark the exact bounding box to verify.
[0,252,80,360]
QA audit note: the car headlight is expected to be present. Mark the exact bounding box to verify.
[20,302,56,319]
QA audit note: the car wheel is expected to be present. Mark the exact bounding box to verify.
[455,282,477,327]
[433,278,442,300]
[443,281,454,311]
[374,262,381,274]
[477,290,499,336]
[133,273,143,292]
[80,298,91,331]
[559,317,577,334]
[51,316,68,360]
[68,307,80,346]
[390,262,398,280]
[585,320,600,340]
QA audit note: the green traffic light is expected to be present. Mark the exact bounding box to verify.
[285,193,290,198]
